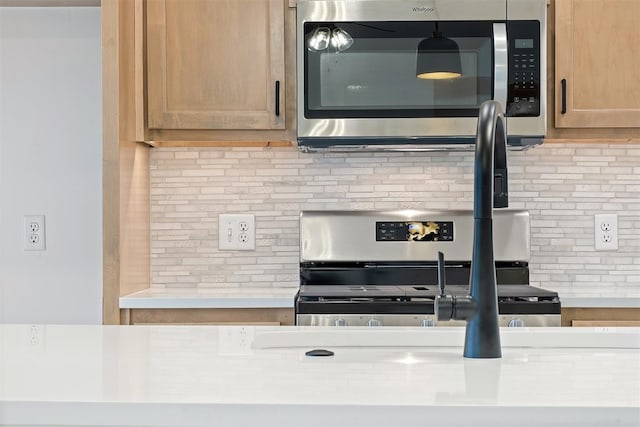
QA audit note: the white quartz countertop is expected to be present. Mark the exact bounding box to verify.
[119,287,298,309]
[557,291,640,308]
[1,324,639,427]
[119,287,640,309]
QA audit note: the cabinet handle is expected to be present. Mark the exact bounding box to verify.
[275,80,280,117]
[560,79,567,114]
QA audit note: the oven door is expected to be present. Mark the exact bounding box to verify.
[296,313,561,327]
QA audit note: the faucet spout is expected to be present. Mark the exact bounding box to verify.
[435,100,508,358]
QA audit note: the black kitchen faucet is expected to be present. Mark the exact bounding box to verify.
[435,100,508,359]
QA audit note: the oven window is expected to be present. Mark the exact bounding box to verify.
[304,21,495,118]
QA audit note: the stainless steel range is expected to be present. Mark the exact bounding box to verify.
[296,210,560,327]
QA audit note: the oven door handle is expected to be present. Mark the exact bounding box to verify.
[492,23,508,116]
[363,263,467,269]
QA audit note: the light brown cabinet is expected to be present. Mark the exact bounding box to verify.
[561,307,640,327]
[121,308,295,325]
[146,0,286,131]
[554,0,640,129]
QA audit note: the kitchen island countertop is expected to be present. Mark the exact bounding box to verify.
[0,324,638,427]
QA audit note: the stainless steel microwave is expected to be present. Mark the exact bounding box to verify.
[296,0,547,151]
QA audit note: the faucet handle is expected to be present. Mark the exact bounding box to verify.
[435,251,453,322]
[437,251,446,296]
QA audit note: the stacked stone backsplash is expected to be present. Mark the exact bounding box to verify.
[151,143,640,297]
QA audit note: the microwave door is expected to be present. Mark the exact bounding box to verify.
[493,23,508,115]
[298,19,524,148]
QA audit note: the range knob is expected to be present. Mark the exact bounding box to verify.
[420,318,435,327]
[367,318,381,327]
[508,318,525,327]
[334,318,347,327]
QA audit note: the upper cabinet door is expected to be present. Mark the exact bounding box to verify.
[555,0,640,128]
[147,0,285,130]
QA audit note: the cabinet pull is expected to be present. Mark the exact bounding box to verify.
[275,80,281,117]
[560,79,567,114]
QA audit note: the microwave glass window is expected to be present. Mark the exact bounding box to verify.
[304,21,494,118]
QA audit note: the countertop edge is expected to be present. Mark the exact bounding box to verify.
[1,401,638,427]
[118,297,296,309]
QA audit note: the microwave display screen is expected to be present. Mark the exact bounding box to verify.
[515,39,534,49]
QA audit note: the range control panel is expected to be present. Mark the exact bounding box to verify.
[506,21,541,117]
[376,221,454,242]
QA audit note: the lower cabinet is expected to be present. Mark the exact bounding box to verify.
[120,308,295,326]
[561,308,640,327]
[122,307,640,327]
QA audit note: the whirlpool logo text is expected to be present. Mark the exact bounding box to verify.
[412,6,435,13]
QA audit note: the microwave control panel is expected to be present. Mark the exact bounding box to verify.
[506,21,541,117]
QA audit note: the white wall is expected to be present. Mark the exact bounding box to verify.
[0,7,102,323]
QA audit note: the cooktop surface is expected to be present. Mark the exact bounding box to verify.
[298,284,558,300]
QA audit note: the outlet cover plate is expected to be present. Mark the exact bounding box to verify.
[24,215,46,251]
[594,214,618,251]
[219,214,255,251]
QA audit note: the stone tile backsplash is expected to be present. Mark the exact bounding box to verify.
[151,144,640,297]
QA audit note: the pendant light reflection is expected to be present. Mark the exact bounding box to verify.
[330,27,353,51]
[308,26,353,52]
[308,27,331,51]
[416,24,462,80]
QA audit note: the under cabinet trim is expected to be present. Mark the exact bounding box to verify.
[149,140,294,148]
[0,0,99,6]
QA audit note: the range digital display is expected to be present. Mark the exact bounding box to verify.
[376,221,454,242]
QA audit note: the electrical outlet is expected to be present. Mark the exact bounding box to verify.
[219,214,255,250]
[594,214,618,251]
[218,326,254,355]
[26,324,45,352]
[24,215,46,251]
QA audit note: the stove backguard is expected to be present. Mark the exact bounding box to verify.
[300,209,530,264]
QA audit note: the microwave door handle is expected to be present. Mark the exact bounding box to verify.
[492,23,508,114]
